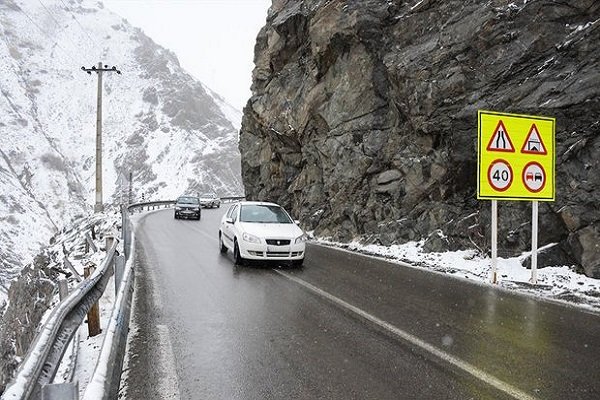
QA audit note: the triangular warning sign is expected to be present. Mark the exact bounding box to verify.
[486,120,515,152]
[521,123,547,155]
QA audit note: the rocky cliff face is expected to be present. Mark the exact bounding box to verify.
[240,0,600,277]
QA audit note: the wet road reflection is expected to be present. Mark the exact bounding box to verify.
[290,244,600,400]
[123,208,600,400]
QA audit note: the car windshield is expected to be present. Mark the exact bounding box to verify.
[240,204,292,224]
[201,193,216,198]
[177,197,199,205]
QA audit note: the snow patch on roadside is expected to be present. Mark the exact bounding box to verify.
[317,238,600,312]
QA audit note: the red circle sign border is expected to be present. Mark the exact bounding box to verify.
[522,161,546,193]
[487,159,513,192]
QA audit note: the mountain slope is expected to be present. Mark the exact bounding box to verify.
[0,0,243,291]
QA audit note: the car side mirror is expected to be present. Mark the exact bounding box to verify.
[294,220,300,225]
[225,217,233,224]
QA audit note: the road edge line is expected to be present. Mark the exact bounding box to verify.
[156,324,182,400]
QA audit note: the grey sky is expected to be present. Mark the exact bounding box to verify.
[103,0,271,111]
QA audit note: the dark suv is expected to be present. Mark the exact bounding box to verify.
[174,196,201,220]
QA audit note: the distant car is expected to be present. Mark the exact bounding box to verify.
[218,201,307,266]
[199,193,221,208]
[174,196,201,220]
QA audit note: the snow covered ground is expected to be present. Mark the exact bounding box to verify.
[72,274,116,398]
[318,238,600,313]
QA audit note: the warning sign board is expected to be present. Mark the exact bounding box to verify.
[478,110,555,201]
[486,120,515,152]
[521,124,547,155]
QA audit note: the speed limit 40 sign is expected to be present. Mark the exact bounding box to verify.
[477,110,555,201]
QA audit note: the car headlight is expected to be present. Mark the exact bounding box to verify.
[175,206,182,210]
[295,233,308,244]
[242,232,261,244]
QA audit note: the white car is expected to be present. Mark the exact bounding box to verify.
[219,201,307,266]
[199,192,221,208]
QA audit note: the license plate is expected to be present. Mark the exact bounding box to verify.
[267,246,290,252]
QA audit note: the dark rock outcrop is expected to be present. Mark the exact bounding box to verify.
[240,0,600,277]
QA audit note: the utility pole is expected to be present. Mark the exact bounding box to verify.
[128,171,133,205]
[81,62,121,212]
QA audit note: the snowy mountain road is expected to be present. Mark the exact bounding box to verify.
[121,208,600,400]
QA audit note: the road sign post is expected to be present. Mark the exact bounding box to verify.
[477,110,555,284]
[531,200,539,283]
[491,200,498,284]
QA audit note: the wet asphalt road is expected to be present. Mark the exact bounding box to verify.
[122,207,600,400]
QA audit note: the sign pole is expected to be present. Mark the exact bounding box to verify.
[491,200,498,284]
[530,200,539,284]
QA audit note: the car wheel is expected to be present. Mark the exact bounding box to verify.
[234,239,245,265]
[219,233,227,254]
[174,214,178,219]
[292,258,304,268]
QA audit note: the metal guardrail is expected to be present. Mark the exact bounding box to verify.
[127,200,175,212]
[220,196,246,203]
[81,213,135,400]
[1,241,119,400]
[127,196,245,213]
[2,196,245,400]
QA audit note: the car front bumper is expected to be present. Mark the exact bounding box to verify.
[239,242,305,260]
[175,209,200,218]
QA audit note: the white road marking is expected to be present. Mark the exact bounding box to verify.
[156,324,182,400]
[145,252,180,398]
[147,258,164,311]
[275,270,538,400]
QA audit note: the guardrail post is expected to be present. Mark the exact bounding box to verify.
[64,256,83,282]
[42,382,78,400]
[106,235,115,251]
[58,278,69,301]
[84,266,102,337]
[114,255,125,293]
[85,233,97,253]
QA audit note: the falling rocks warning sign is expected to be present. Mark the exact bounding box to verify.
[477,110,555,201]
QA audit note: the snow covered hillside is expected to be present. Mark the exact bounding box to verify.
[0,0,243,292]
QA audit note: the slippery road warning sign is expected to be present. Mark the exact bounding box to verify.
[478,110,555,201]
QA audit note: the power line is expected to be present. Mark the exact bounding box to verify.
[36,0,94,62]
[14,4,79,65]
[37,0,65,31]
[58,0,101,50]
